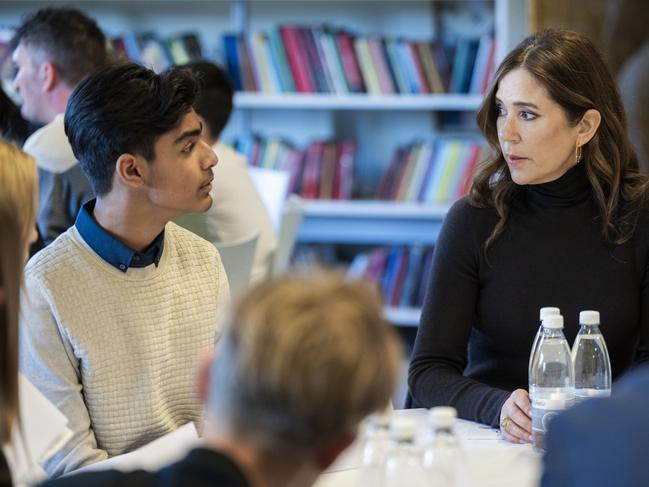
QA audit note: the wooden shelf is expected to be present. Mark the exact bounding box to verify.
[297,200,452,245]
[233,92,484,111]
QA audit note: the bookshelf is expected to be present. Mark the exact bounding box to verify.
[0,0,530,327]
[234,92,484,111]
[298,200,450,245]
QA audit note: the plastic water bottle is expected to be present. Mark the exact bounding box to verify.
[422,407,465,487]
[529,314,574,452]
[572,310,612,403]
[528,307,561,378]
[359,414,391,487]
[385,418,429,487]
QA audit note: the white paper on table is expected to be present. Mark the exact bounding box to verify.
[73,422,202,475]
[18,373,73,463]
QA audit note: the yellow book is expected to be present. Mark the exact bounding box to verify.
[354,37,382,95]
[435,141,462,202]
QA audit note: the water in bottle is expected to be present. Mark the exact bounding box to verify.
[529,314,574,452]
[385,418,429,487]
[528,307,561,378]
[422,407,466,487]
[572,310,612,403]
[359,413,391,487]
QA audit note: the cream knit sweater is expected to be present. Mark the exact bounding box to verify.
[20,222,229,477]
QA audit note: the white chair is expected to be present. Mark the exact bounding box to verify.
[247,167,291,232]
[214,231,260,297]
[271,195,304,277]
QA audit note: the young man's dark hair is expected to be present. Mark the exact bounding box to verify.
[183,61,234,141]
[65,63,199,196]
[13,8,106,87]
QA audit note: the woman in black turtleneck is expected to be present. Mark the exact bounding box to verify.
[408,29,649,444]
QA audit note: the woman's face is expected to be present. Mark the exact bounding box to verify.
[495,68,581,185]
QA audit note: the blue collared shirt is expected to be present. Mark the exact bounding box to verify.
[75,199,165,272]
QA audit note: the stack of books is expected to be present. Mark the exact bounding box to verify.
[109,32,204,72]
[347,245,435,308]
[377,139,486,203]
[234,135,356,200]
[223,26,495,94]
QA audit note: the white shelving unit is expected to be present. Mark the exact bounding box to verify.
[234,93,485,111]
[0,0,529,327]
[298,200,450,245]
[384,306,421,328]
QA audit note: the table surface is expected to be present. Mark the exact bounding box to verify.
[315,409,542,487]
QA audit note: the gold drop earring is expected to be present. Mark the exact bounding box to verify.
[575,142,583,163]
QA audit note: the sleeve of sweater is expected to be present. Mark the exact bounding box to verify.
[407,199,509,427]
[636,250,649,366]
[19,271,108,477]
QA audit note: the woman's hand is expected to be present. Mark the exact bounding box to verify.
[499,389,532,443]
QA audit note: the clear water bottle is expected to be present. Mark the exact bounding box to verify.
[359,413,391,487]
[528,307,561,378]
[422,407,465,487]
[385,418,429,487]
[572,310,612,403]
[529,314,574,452]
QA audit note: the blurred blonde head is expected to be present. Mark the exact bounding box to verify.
[0,141,37,444]
[207,272,402,453]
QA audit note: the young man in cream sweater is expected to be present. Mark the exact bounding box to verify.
[20,63,229,477]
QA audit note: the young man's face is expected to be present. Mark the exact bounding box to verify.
[143,109,217,218]
[12,42,50,124]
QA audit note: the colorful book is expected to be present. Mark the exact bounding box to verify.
[335,30,365,93]
[354,37,381,94]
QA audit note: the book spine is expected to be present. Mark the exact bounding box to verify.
[280,26,314,93]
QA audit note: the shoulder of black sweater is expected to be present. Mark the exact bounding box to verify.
[38,448,250,487]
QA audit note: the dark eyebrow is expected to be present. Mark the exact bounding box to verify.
[495,97,540,109]
[173,122,203,144]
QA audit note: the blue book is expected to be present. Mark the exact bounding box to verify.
[223,34,242,91]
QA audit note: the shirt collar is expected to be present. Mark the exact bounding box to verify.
[75,199,165,272]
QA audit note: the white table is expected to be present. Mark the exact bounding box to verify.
[316,409,541,487]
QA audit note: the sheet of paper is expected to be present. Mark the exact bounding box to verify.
[73,422,201,474]
[18,374,73,463]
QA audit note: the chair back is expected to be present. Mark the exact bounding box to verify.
[247,167,290,232]
[214,231,260,297]
[271,195,304,276]
[173,212,213,241]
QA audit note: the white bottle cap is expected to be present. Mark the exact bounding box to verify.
[428,407,457,429]
[539,307,560,320]
[542,315,564,329]
[579,310,600,325]
[390,418,417,441]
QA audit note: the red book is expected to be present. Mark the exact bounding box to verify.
[280,26,314,93]
[301,141,324,199]
[456,143,482,198]
[335,31,365,93]
[377,148,404,199]
[333,139,356,200]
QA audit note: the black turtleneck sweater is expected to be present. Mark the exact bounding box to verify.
[408,163,649,427]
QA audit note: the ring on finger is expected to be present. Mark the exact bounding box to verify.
[500,416,511,430]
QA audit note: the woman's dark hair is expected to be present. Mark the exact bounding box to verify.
[470,28,649,247]
[64,62,199,196]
